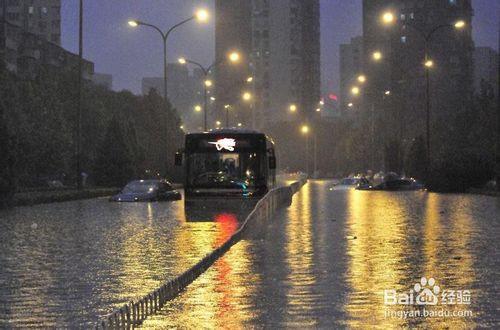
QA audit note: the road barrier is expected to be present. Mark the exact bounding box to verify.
[95,176,307,329]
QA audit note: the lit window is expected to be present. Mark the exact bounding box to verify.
[449,0,457,5]
[401,36,407,43]
[400,14,406,20]
[410,12,414,19]
[28,6,34,14]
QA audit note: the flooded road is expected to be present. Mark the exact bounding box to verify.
[0,193,251,328]
[141,180,500,329]
[0,175,297,327]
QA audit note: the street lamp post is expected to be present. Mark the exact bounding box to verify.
[381,12,466,176]
[301,125,310,175]
[76,0,83,189]
[178,52,240,131]
[128,9,208,101]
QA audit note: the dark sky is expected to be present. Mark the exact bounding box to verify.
[62,0,499,94]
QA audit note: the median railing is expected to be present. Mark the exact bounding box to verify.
[95,176,307,329]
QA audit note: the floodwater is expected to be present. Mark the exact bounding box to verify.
[0,192,252,328]
[0,175,297,328]
[141,180,500,329]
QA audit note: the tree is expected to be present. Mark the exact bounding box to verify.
[93,116,135,187]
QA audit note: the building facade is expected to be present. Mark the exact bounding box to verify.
[0,0,93,78]
[362,0,474,169]
[1,0,61,45]
[142,63,205,131]
[214,0,252,128]
[339,36,363,113]
[473,46,499,99]
[214,0,321,129]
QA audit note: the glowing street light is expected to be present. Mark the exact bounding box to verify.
[301,125,310,134]
[385,90,391,95]
[242,91,252,101]
[237,123,243,127]
[210,96,216,101]
[454,20,466,29]
[316,108,321,112]
[357,75,366,83]
[289,104,297,112]
[195,9,209,22]
[382,11,395,25]
[373,51,383,61]
[229,51,240,63]
[178,57,187,64]
[215,120,221,126]
[128,20,139,27]
[247,76,254,83]
[351,86,360,95]
[348,103,354,108]
[204,79,213,87]
[194,105,202,112]
[424,59,434,68]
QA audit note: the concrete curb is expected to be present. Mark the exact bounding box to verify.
[95,177,307,328]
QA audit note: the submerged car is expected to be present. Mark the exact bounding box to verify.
[357,178,425,191]
[332,177,370,190]
[110,180,181,202]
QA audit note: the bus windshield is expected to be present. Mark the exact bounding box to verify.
[188,152,262,189]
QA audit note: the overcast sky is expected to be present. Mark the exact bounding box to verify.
[61,0,499,95]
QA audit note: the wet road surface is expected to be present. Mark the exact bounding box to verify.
[0,175,297,328]
[141,180,500,329]
[0,192,252,328]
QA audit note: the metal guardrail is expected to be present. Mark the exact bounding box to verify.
[95,177,307,329]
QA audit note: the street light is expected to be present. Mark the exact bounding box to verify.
[454,20,466,29]
[224,104,231,127]
[357,75,366,83]
[128,10,208,101]
[237,122,243,127]
[195,9,209,22]
[229,51,240,63]
[242,92,252,101]
[385,90,391,95]
[301,125,311,174]
[372,51,383,61]
[351,86,360,95]
[382,11,395,25]
[194,105,202,112]
[178,53,239,131]
[381,15,467,176]
[289,104,297,112]
[316,108,321,112]
[247,76,254,83]
[348,102,354,108]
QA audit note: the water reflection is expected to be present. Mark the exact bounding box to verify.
[1,181,498,328]
[143,181,499,328]
[0,194,251,328]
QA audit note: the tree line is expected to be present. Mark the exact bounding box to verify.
[0,62,184,206]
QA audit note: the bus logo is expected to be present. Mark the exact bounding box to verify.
[209,138,236,151]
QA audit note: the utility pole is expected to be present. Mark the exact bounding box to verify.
[76,0,83,190]
[497,27,500,191]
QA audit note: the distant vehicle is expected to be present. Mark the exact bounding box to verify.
[332,177,369,190]
[357,178,425,191]
[175,129,276,200]
[109,180,181,202]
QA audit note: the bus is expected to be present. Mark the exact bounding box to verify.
[175,129,276,200]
